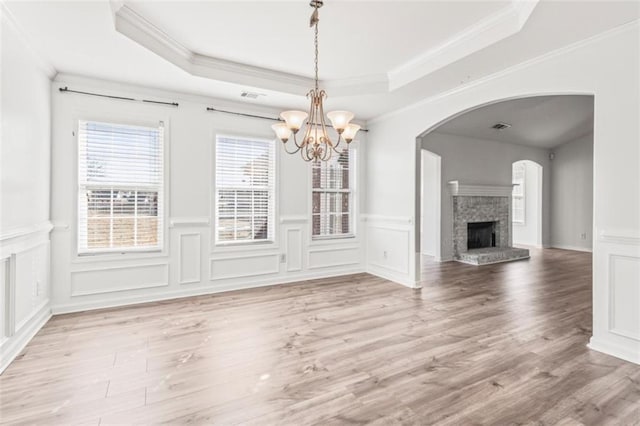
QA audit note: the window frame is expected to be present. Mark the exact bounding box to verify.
[512,162,526,225]
[213,133,278,248]
[74,116,169,259]
[310,146,357,241]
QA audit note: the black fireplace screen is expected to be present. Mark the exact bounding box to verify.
[467,221,496,249]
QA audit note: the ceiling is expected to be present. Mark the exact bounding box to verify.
[434,95,594,149]
[3,1,639,120]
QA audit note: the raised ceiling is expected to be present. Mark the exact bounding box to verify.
[3,1,639,120]
[124,0,510,81]
[433,95,594,149]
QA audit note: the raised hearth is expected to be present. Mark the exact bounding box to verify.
[457,247,530,265]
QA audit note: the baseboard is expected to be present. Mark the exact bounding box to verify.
[435,256,454,262]
[551,244,593,253]
[588,336,640,365]
[0,301,52,374]
[51,267,366,314]
[366,264,420,289]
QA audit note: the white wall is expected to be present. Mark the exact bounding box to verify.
[420,132,550,260]
[420,150,440,257]
[513,160,543,247]
[365,22,640,364]
[49,74,367,313]
[551,132,594,251]
[0,10,53,372]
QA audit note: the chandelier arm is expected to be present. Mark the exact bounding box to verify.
[281,141,303,155]
[290,131,305,150]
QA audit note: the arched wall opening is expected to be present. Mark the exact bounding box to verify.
[414,94,593,268]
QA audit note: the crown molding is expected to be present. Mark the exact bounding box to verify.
[109,0,535,99]
[369,19,640,125]
[0,1,57,79]
[387,0,539,91]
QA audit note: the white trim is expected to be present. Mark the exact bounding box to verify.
[0,221,53,244]
[370,19,640,125]
[448,181,515,197]
[280,215,308,224]
[367,264,420,289]
[550,244,593,253]
[588,337,640,365]
[362,214,413,225]
[0,302,51,374]
[598,229,640,245]
[52,269,366,315]
[388,0,538,90]
[170,217,210,227]
[108,0,537,97]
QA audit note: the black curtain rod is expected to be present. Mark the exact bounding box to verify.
[206,106,368,132]
[59,87,179,107]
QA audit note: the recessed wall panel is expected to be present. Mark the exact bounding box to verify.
[71,263,169,296]
[179,233,201,284]
[609,254,640,340]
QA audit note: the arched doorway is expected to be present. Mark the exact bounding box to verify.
[414,94,594,275]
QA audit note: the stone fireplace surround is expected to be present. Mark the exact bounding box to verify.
[448,181,529,265]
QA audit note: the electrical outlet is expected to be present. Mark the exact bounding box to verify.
[383,251,388,259]
[580,233,587,240]
[35,280,41,296]
[280,253,286,263]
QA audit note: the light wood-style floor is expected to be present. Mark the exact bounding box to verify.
[1,249,639,425]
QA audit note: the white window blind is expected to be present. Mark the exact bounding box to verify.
[512,162,526,224]
[78,120,164,254]
[312,148,354,238]
[215,135,275,244]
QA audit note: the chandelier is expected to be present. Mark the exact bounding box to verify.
[271,0,360,162]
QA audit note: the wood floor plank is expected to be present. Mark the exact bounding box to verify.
[1,248,638,425]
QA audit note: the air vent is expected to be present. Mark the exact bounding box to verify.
[491,122,512,130]
[240,91,265,99]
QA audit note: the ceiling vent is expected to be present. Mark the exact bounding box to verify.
[240,91,265,99]
[491,122,512,130]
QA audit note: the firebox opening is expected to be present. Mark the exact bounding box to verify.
[467,221,496,249]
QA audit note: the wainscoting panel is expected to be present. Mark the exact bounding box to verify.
[286,228,303,272]
[179,233,201,285]
[589,228,640,365]
[14,241,49,332]
[364,215,416,288]
[1,258,8,341]
[210,253,280,281]
[308,245,360,270]
[70,263,169,297]
[608,254,640,340]
[0,222,52,373]
[367,226,410,274]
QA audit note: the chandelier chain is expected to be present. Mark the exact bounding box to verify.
[314,6,319,89]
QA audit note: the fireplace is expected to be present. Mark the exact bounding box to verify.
[467,221,496,249]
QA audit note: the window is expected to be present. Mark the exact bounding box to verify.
[215,135,275,244]
[78,120,164,254]
[512,162,525,224]
[312,148,354,238]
